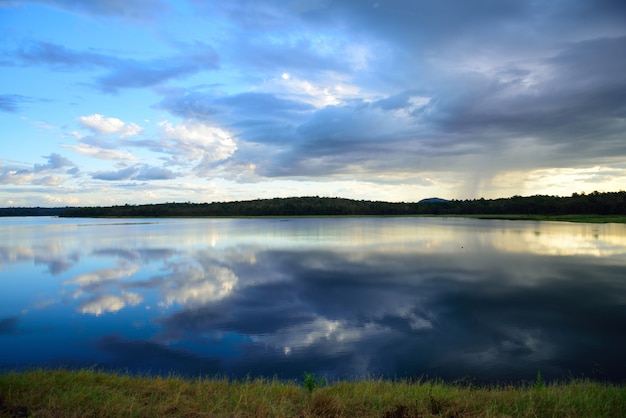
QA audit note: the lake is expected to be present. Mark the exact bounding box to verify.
[1,216,625,384]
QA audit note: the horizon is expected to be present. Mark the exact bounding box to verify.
[3,190,624,209]
[2,1,626,206]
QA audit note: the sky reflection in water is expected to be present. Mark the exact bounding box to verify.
[1,217,625,383]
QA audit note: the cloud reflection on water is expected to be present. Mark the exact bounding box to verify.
[0,217,625,382]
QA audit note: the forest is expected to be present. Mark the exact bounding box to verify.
[39,190,626,217]
[0,207,72,217]
[1,191,624,218]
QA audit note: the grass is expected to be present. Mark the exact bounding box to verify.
[1,369,625,417]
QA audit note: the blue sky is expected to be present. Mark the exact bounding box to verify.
[1,0,625,206]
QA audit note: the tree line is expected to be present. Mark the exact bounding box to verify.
[37,191,625,217]
[0,207,73,217]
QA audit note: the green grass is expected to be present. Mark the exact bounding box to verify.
[1,369,625,417]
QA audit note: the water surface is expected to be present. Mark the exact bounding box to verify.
[1,216,625,383]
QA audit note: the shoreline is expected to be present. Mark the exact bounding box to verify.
[56,214,626,224]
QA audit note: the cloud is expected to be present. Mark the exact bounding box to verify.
[64,118,236,180]
[78,114,142,137]
[4,220,625,380]
[9,40,111,69]
[34,153,75,172]
[63,263,139,289]
[97,44,219,93]
[18,0,171,20]
[92,166,139,181]
[185,34,626,186]
[0,165,33,185]
[0,94,33,112]
[157,121,238,172]
[160,91,315,146]
[152,241,626,380]
[92,165,177,181]
[63,142,138,161]
[428,36,626,161]
[1,154,77,186]
[63,145,135,161]
[3,0,626,203]
[260,73,364,108]
[134,166,177,181]
[79,291,143,316]
[162,91,315,121]
[5,41,219,93]
[160,263,238,308]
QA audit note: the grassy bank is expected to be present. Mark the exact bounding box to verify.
[1,370,624,417]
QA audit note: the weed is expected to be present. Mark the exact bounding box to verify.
[535,370,545,390]
[303,372,326,393]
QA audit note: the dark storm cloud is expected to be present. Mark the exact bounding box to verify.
[152,0,626,181]
[5,41,219,93]
[257,99,434,177]
[243,33,626,177]
[175,0,626,181]
[302,0,626,50]
[436,37,626,134]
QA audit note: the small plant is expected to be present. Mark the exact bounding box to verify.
[303,371,326,393]
[535,370,545,390]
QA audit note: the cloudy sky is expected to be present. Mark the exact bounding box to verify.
[1,0,625,206]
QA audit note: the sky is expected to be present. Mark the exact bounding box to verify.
[1,0,626,207]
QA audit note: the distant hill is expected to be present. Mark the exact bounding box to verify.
[418,198,449,204]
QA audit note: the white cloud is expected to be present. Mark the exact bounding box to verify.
[78,114,142,137]
[260,73,363,108]
[0,167,34,185]
[64,264,139,287]
[62,143,138,161]
[79,292,143,316]
[160,264,238,308]
[159,120,238,167]
[255,317,389,356]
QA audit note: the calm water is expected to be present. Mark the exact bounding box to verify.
[1,216,625,383]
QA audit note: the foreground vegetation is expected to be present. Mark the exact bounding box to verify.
[1,369,624,417]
